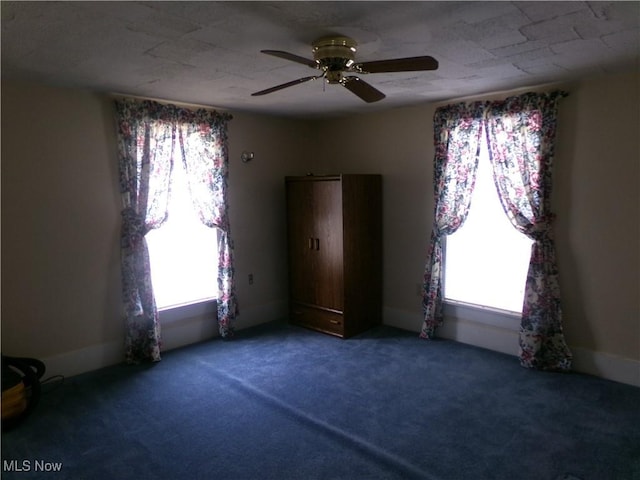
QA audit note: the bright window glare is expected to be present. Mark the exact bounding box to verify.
[146,160,218,310]
[444,139,533,313]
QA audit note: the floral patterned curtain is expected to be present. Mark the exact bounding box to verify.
[115,99,235,363]
[176,109,237,338]
[421,91,571,371]
[115,100,175,363]
[485,91,572,371]
[420,101,486,338]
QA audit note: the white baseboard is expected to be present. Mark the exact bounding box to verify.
[42,301,288,378]
[570,347,640,387]
[383,306,519,356]
[41,304,639,387]
[40,339,125,379]
[437,317,520,357]
[383,307,640,387]
[40,318,216,379]
[382,306,425,332]
[234,300,288,330]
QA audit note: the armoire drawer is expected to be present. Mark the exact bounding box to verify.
[290,303,344,337]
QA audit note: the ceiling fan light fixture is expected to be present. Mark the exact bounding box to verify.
[325,70,343,84]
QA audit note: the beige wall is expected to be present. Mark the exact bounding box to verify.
[226,111,314,328]
[2,71,638,383]
[311,72,640,382]
[1,81,311,374]
[2,83,124,360]
[308,104,436,317]
[554,73,639,360]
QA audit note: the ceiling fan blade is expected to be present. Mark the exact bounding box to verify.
[252,75,321,96]
[342,76,386,103]
[354,55,439,74]
[260,50,318,69]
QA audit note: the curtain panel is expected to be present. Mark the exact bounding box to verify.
[420,91,572,372]
[485,92,572,371]
[176,114,238,338]
[114,99,235,364]
[420,101,486,338]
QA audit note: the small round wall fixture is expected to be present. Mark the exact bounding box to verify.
[241,151,255,163]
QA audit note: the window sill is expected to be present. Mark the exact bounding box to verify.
[158,299,217,324]
[443,299,520,332]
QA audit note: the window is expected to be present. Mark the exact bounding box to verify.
[443,137,533,313]
[146,157,218,310]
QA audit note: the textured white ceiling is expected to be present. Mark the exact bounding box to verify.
[2,1,639,117]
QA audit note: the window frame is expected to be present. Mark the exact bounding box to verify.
[442,237,521,328]
[145,140,220,312]
[157,299,217,324]
[440,134,530,322]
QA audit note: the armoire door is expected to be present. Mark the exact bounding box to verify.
[311,179,344,312]
[286,178,344,312]
[286,180,315,305]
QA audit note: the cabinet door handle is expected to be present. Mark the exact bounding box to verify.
[308,237,314,249]
[315,238,320,250]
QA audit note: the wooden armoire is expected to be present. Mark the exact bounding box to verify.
[285,174,382,338]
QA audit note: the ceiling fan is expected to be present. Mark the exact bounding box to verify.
[252,35,439,103]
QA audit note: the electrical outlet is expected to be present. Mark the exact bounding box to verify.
[248,273,254,285]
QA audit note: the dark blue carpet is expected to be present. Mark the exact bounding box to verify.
[2,320,639,479]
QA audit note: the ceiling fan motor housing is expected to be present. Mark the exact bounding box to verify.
[313,36,357,82]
